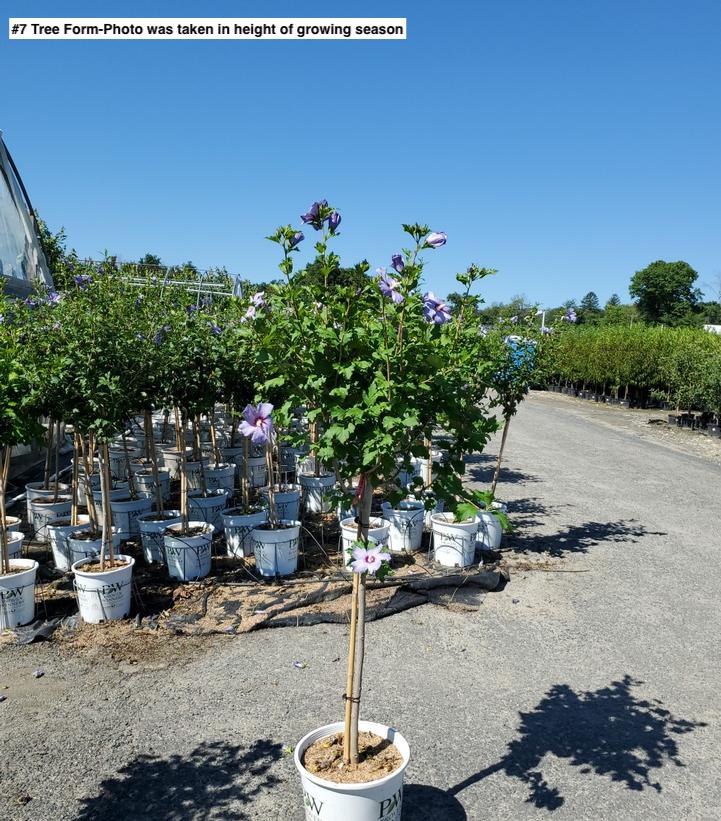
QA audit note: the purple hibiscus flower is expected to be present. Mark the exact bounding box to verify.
[328,211,341,233]
[46,291,61,306]
[289,231,304,248]
[378,268,404,304]
[563,308,577,323]
[74,274,92,290]
[239,402,275,444]
[423,291,452,324]
[425,231,447,249]
[23,297,38,309]
[300,199,328,230]
[391,254,405,273]
[208,321,222,335]
[350,544,391,575]
[251,292,266,308]
[242,305,256,322]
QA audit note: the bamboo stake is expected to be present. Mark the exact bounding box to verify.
[43,420,53,490]
[79,435,98,534]
[71,433,80,527]
[0,447,11,576]
[180,413,189,532]
[121,431,137,500]
[194,415,207,496]
[99,443,114,569]
[161,410,169,444]
[343,572,360,763]
[174,407,183,451]
[242,436,250,511]
[146,410,163,514]
[491,416,512,496]
[209,417,221,469]
[265,444,278,527]
[52,420,62,502]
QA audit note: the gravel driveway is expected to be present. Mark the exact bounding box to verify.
[1,391,719,820]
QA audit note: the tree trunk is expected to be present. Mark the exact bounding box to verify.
[146,410,163,514]
[43,420,53,490]
[100,443,115,569]
[491,416,512,497]
[343,476,373,765]
[71,434,80,527]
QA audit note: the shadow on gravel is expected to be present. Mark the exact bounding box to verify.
[449,675,706,812]
[465,452,541,486]
[75,739,283,820]
[403,784,468,819]
[507,519,666,557]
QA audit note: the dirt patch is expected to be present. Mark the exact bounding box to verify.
[302,731,403,784]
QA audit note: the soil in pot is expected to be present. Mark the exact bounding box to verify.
[224,505,264,517]
[76,559,128,573]
[302,731,403,785]
[255,523,294,531]
[172,526,208,538]
[0,566,24,576]
[70,530,104,541]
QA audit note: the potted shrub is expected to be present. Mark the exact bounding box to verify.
[257,204,501,815]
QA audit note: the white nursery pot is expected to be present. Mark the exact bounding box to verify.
[91,483,129,516]
[430,513,478,568]
[163,522,214,581]
[298,473,336,514]
[67,529,123,567]
[250,520,301,577]
[110,495,154,539]
[30,495,72,543]
[222,508,267,558]
[261,486,301,522]
[294,721,410,821]
[0,559,39,629]
[476,502,506,550]
[203,463,236,494]
[138,510,182,563]
[188,489,229,532]
[47,515,92,572]
[77,471,101,506]
[340,517,391,553]
[4,530,24,561]
[108,448,132,481]
[72,555,135,623]
[186,458,211,491]
[135,468,171,503]
[25,481,70,526]
[243,456,267,489]
[381,500,425,552]
[220,445,244,471]
[2,516,22,534]
[161,447,193,480]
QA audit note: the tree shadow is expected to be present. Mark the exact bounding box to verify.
[506,519,666,557]
[449,675,706,811]
[465,452,541,486]
[403,784,468,819]
[75,739,283,820]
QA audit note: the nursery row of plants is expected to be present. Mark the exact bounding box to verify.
[1,200,543,814]
[541,324,721,418]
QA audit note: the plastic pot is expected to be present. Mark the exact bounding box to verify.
[222,508,267,558]
[298,473,336,514]
[381,500,425,552]
[25,481,70,526]
[72,555,135,623]
[294,721,410,821]
[340,517,391,553]
[203,463,236,494]
[135,468,171,503]
[188,489,229,532]
[138,510,182,563]
[66,528,123,567]
[260,486,301,523]
[47,515,92,572]
[163,522,214,581]
[4,530,24,561]
[30,495,72,543]
[476,502,507,550]
[250,520,301,577]
[110,495,154,539]
[0,559,39,629]
[430,513,478,568]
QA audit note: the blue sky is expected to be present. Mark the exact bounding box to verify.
[3,0,720,306]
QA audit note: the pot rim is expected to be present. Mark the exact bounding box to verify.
[293,720,410,792]
[71,554,135,575]
[0,558,39,580]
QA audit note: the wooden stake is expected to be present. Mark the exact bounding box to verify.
[100,442,114,569]
[71,434,80,527]
[265,444,278,527]
[43,420,53,490]
[146,411,163,514]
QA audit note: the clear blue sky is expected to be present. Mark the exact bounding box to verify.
[3,0,720,306]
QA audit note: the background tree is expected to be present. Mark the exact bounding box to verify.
[579,291,602,324]
[629,260,701,326]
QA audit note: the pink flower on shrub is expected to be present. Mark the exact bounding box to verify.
[239,403,274,444]
[351,544,391,574]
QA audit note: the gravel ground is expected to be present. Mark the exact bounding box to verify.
[1,391,720,820]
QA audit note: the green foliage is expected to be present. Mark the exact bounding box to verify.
[629,260,702,326]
